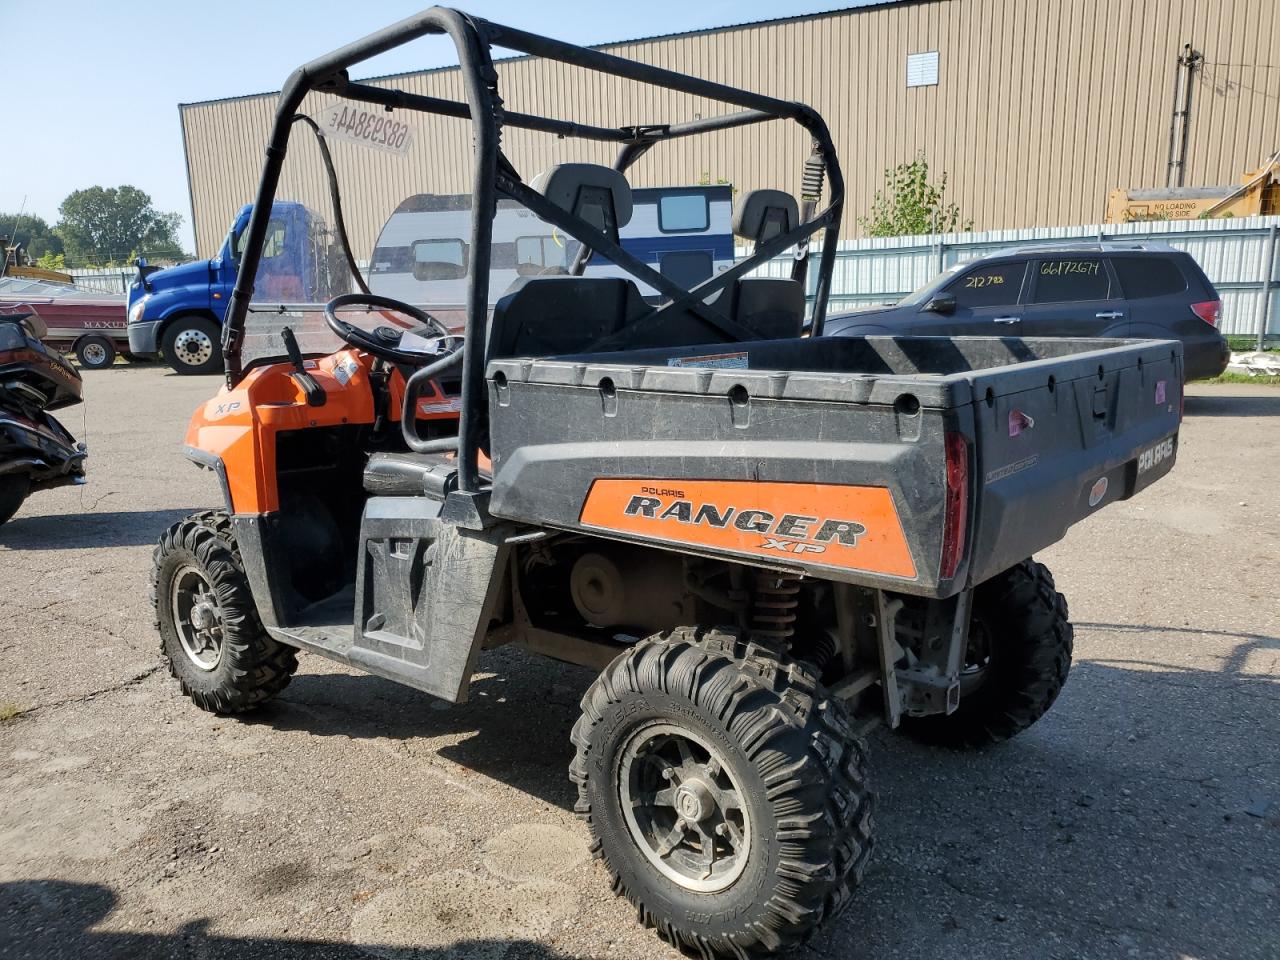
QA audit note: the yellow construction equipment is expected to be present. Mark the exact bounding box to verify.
[1105,152,1280,223]
[1,239,74,284]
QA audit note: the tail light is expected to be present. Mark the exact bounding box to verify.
[940,431,969,581]
[1190,300,1221,327]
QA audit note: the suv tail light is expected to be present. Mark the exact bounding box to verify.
[1190,299,1221,327]
[940,431,969,581]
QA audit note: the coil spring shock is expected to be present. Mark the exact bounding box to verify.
[750,570,802,650]
[801,149,827,203]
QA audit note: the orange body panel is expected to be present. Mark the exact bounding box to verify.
[185,350,461,514]
[579,479,917,579]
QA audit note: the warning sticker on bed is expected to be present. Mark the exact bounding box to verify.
[666,351,749,370]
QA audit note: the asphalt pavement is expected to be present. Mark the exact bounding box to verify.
[0,366,1277,960]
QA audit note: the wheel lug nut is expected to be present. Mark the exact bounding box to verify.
[662,767,675,780]
[715,823,728,836]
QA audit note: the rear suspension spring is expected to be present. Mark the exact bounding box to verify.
[750,570,802,649]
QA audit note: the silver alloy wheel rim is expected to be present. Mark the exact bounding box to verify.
[618,722,751,893]
[82,342,108,366]
[173,328,214,367]
[958,619,994,697]
[171,565,224,671]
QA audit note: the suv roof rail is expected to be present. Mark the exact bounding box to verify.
[1001,241,1179,255]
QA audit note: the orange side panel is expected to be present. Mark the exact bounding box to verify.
[580,479,917,580]
[183,350,377,514]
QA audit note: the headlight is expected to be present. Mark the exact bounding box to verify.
[129,297,149,324]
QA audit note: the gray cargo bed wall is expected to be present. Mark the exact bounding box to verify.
[485,335,1183,598]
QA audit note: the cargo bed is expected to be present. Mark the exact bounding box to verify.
[486,335,1183,598]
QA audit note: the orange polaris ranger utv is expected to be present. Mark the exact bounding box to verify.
[154,9,1185,956]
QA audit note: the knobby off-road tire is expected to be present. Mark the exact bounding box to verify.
[152,510,297,713]
[570,626,874,958]
[903,558,1073,748]
[0,474,30,525]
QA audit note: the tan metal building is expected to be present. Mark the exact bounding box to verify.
[179,0,1280,257]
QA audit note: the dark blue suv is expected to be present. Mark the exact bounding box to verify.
[823,243,1230,380]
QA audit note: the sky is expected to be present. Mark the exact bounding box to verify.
[0,0,870,254]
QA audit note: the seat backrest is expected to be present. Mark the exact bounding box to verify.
[488,276,648,360]
[730,277,806,340]
[529,164,633,243]
[733,189,799,251]
[728,189,805,339]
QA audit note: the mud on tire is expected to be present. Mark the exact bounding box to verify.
[570,625,874,958]
[903,558,1073,748]
[152,510,297,713]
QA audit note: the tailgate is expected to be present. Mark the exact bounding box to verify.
[964,339,1183,587]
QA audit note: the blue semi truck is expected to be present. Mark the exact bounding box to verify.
[129,187,734,374]
[127,201,333,374]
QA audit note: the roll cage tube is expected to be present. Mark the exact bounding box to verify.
[221,6,844,497]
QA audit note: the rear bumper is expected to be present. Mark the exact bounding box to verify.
[1186,337,1230,381]
[127,319,162,356]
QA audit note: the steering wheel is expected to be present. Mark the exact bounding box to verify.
[323,293,460,365]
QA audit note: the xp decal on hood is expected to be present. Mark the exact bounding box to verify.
[579,479,917,579]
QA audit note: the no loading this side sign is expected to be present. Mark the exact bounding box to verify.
[578,479,918,579]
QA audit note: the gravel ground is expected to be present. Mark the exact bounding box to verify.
[0,367,1276,960]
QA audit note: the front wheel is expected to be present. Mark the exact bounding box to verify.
[161,316,222,375]
[0,474,30,525]
[901,558,1073,748]
[75,335,117,369]
[152,511,297,713]
[571,626,873,958]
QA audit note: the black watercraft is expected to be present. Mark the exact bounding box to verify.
[0,306,86,525]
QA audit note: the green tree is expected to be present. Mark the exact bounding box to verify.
[35,252,67,272]
[0,212,64,260]
[858,154,972,237]
[54,185,189,266]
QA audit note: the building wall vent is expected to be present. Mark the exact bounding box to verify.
[906,51,939,88]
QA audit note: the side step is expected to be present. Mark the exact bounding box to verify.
[267,619,467,701]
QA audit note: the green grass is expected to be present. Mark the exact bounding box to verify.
[1225,336,1278,352]
[1204,371,1280,386]
[0,703,25,722]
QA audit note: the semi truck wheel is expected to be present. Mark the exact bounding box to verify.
[74,335,117,369]
[903,558,1073,748]
[0,475,30,525]
[152,511,297,713]
[162,316,222,375]
[571,626,873,958]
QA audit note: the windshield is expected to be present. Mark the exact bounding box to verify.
[236,86,747,369]
[897,263,965,306]
[228,9,842,396]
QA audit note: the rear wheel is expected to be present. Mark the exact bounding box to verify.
[902,558,1073,748]
[74,335,116,369]
[0,474,30,525]
[162,316,222,375]
[571,626,873,958]
[152,511,297,713]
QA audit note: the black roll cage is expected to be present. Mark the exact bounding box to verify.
[223,5,844,495]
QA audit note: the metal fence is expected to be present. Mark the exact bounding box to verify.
[751,215,1280,346]
[66,267,136,296]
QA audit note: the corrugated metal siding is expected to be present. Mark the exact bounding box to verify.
[746,215,1280,338]
[182,0,1280,258]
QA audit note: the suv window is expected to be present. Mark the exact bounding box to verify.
[945,261,1025,308]
[1112,256,1187,299]
[1032,257,1111,303]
